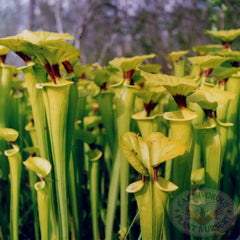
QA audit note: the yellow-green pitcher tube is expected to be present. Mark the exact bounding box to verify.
[12,92,27,149]
[134,181,173,240]
[38,80,74,240]
[190,64,201,77]
[222,74,240,197]
[0,64,15,180]
[23,154,55,240]
[217,102,232,165]
[25,121,39,147]
[96,91,116,155]
[164,110,196,192]
[190,123,221,240]
[225,74,240,166]
[164,110,196,240]
[0,65,16,128]
[200,126,222,190]
[20,64,51,160]
[189,102,204,172]
[25,123,40,240]
[173,60,186,77]
[132,111,162,139]
[34,181,50,240]
[220,123,235,197]
[116,84,138,238]
[21,64,58,238]
[190,123,222,240]
[120,132,185,240]
[5,145,22,240]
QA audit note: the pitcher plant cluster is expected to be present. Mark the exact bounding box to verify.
[0,28,240,240]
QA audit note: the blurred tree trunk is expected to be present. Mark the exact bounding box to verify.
[28,0,36,30]
[55,0,63,33]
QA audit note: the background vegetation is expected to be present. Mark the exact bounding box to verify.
[1,0,240,71]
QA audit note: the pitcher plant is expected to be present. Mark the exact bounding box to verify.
[120,131,186,240]
[0,128,21,240]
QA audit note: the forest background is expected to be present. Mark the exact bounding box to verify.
[1,0,239,71]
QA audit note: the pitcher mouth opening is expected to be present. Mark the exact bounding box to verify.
[163,110,197,122]
[132,111,162,121]
[36,80,73,89]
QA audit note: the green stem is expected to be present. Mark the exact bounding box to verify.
[189,102,205,172]
[73,92,87,238]
[192,129,202,171]
[28,171,40,240]
[0,185,8,240]
[72,137,84,238]
[66,83,78,168]
[116,84,138,238]
[105,149,120,240]
[90,157,100,240]
[223,74,240,196]
[16,98,25,148]
[77,93,87,125]
[68,83,81,239]
[216,103,231,165]
[65,83,81,239]
[68,152,80,240]
[96,91,116,154]
[225,75,240,160]
[0,137,9,180]
[9,94,19,132]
